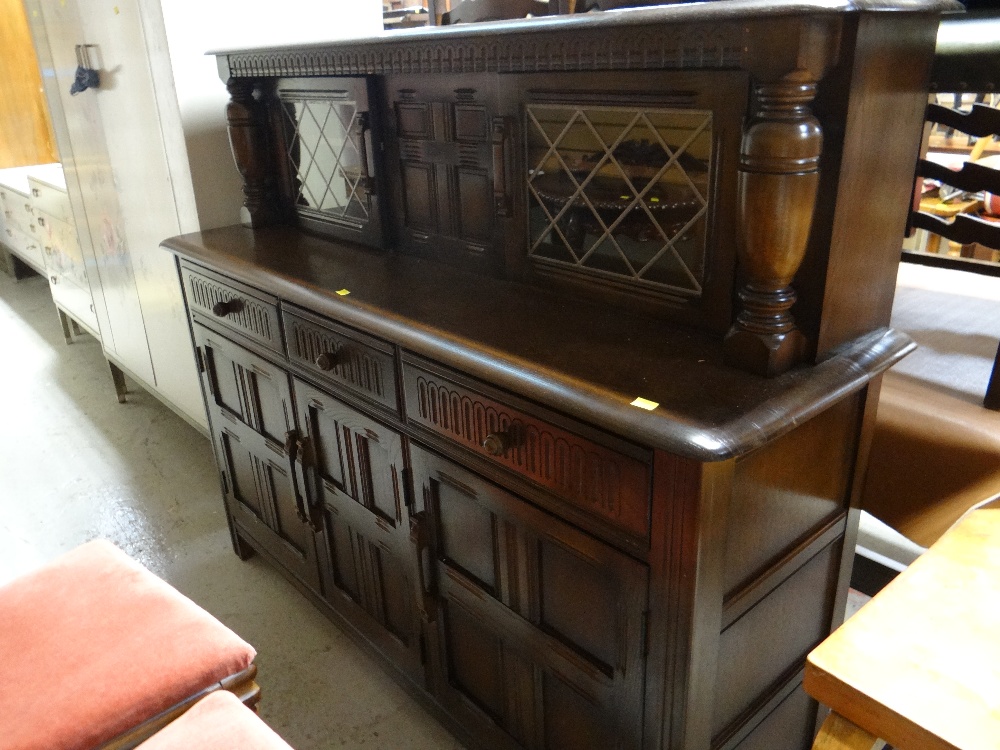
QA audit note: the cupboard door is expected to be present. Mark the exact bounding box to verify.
[295,378,422,681]
[385,74,505,273]
[194,324,321,592]
[412,446,648,750]
[273,77,386,248]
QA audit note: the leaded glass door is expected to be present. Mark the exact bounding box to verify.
[511,71,748,333]
[274,77,385,247]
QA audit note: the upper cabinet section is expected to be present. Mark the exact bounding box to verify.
[212,0,954,376]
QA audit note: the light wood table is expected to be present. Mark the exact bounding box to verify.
[804,507,1000,750]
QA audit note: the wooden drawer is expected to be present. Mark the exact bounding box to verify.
[402,357,651,540]
[181,263,282,355]
[27,176,72,223]
[284,305,398,411]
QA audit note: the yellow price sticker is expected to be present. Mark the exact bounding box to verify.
[630,397,659,411]
[336,289,350,296]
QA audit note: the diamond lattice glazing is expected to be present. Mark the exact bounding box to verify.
[526,105,712,297]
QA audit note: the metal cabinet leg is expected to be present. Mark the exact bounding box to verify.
[58,309,74,344]
[108,360,128,403]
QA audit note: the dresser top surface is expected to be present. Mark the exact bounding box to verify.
[209,0,956,57]
[165,226,912,461]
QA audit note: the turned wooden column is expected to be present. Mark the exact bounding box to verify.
[225,78,281,228]
[724,74,822,377]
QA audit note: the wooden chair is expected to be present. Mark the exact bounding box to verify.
[0,540,259,750]
[804,503,1000,750]
[134,691,293,750]
[905,11,1000,410]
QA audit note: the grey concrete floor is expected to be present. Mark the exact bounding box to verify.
[0,271,459,750]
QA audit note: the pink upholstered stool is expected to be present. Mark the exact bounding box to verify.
[135,690,293,750]
[0,540,258,750]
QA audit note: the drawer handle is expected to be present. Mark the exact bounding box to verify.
[24,203,31,212]
[37,216,45,227]
[482,430,513,457]
[314,350,342,371]
[409,511,437,622]
[211,299,244,317]
[50,276,58,285]
[44,246,52,255]
[31,188,40,197]
[283,430,310,526]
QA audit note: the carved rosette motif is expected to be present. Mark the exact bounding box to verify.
[225,78,282,228]
[724,75,822,377]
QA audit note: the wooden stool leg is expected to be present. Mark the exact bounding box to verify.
[812,712,886,750]
[109,360,128,403]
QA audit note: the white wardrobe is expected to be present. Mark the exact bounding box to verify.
[25,0,380,431]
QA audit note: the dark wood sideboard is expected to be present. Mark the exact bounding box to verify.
[161,2,954,748]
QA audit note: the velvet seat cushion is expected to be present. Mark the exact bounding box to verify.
[0,540,256,750]
[135,690,293,750]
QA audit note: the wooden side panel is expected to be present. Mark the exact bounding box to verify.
[723,393,861,596]
[810,13,941,357]
[729,685,818,750]
[711,540,841,740]
[0,0,57,168]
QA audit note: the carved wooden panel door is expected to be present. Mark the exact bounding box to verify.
[411,446,648,750]
[385,74,506,272]
[294,377,423,681]
[193,324,321,592]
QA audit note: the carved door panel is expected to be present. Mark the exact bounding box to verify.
[385,74,507,272]
[193,324,321,592]
[412,446,648,750]
[294,378,422,680]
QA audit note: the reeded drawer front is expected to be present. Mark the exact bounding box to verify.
[27,177,72,223]
[182,263,282,355]
[402,358,651,540]
[283,305,398,411]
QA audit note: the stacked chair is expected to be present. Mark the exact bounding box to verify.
[0,539,293,750]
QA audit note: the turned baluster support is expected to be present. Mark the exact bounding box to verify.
[226,78,281,228]
[724,75,822,377]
